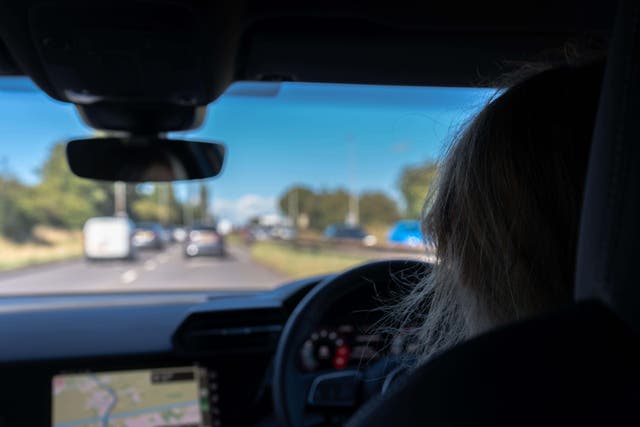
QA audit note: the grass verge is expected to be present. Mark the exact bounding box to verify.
[249,241,370,279]
[0,226,83,272]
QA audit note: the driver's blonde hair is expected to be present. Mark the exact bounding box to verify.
[393,61,604,362]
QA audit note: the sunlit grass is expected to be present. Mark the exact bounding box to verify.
[0,226,83,271]
[224,232,243,247]
[249,241,369,279]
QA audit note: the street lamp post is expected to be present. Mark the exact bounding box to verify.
[0,157,7,236]
[288,188,298,227]
[114,181,127,216]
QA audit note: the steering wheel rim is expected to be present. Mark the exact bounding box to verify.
[273,259,430,427]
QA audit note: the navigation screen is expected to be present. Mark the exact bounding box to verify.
[52,366,218,427]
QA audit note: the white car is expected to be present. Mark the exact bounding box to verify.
[83,217,136,260]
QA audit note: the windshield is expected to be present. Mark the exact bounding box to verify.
[0,78,492,295]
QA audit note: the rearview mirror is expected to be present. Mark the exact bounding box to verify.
[66,136,225,182]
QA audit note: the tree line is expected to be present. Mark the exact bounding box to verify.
[0,141,439,240]
[0,143,210,241]
[278,161,438,231]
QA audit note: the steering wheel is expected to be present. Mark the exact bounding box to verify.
[273,259,430,427]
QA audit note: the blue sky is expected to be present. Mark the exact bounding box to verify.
[0,78,492,223]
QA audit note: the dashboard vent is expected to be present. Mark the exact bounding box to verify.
[173,307,287,355]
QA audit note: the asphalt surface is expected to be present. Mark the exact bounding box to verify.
[0,245,286,296]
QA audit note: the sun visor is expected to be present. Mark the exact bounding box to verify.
[0,0,245,131]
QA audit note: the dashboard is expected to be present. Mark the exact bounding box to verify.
[0,264,423,427]
[0,284,309,427]
[0,278,317,427]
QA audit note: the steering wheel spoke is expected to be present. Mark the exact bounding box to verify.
[307,370,362,408]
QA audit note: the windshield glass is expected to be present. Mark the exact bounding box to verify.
[0,78,492,295]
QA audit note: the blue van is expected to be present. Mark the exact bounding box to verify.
[387,220,425,248]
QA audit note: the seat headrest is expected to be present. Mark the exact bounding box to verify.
[575,0,640,334]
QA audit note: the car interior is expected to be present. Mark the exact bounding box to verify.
[0,1,638,426]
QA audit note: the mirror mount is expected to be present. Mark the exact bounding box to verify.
[66,135,225,183]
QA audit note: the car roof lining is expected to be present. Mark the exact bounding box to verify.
[0,1,616,133]
[0,1,615,88]
[237,20,603,87]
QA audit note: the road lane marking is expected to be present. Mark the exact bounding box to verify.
[144,260,158,271]
[157,255,169,264]
[120,270,138,284]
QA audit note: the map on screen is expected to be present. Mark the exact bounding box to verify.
[52,366,213,427]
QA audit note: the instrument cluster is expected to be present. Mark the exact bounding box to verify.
[299,323,417,372]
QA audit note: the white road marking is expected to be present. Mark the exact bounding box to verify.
[144,260,157,271]
[120,270,138,284]
[157,255,169,264]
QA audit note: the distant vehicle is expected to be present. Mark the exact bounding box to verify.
[133,222,167,250]
[245,225,273,243]
[159,227,172,245]
[216,219,233,236]
[184,225,225,258]
[388,220,424,248]
[83,216,135,260]
[272,225,298,241]
[167,225,188,243]
[324,224,377,247]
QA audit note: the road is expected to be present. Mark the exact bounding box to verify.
[0,245,286,296]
